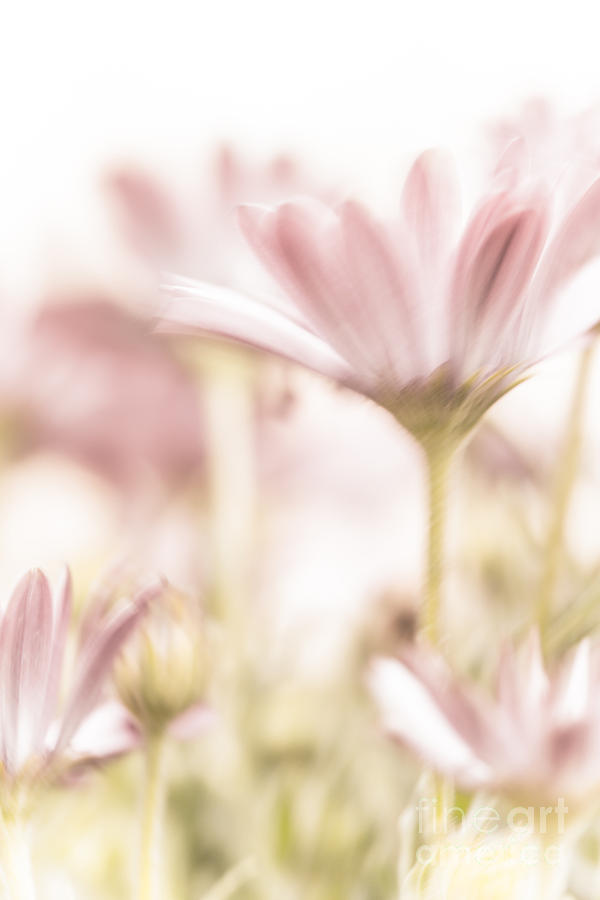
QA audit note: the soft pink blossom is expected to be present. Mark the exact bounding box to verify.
[369,632,600,807]
[0,568,147,782]
[489,98,600,202]
[0,298,204,492]
[159,150,600,440]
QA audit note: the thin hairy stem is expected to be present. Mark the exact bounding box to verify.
[423,444,453,644]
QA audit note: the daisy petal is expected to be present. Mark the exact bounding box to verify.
[55,602,145,754]
[158,277,354,384]
[368,657,490,784]
[36,567,72,750]
[1,570,54,773]
[68,701,142,760]
[539,177,600,299]
[402,149,461,265]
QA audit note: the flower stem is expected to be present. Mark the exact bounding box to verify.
[202,347,258,628]
[138,734,165,900]
[423,443,453,644]
[0,815,36,900]
[537,339,597,636]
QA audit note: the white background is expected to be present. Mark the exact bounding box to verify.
[2,0,600,237]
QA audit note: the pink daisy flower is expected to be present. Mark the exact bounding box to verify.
[0,567,146,785]
[369,632,600,809]
[160,150,600,446]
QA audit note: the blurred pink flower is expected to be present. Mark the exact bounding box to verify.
[0,298,204,493]
[489,98,600,199]
[160,150,600,441]
[106,143,330,292]
[0,567,146,783]
[369,632,600,807]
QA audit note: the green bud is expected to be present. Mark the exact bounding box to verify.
[115,585,209,736]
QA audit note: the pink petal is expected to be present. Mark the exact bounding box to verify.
[452,207,547,369]
[547,720,594,776]
[167,703,215,742]
[78,572,163,652]
[237,201,331,318]
[271,201,378,368]
[158,276,354,385]
[240,201,380,377]
[400,646,500,763]
[368,657,491,785]
[471,210,545,320]
[402,149,461,266]
[454,191,516,265]
[492,138,529,188]
[35,567,72,753]
[1,570,54,773]
[536,177,600,300]
[106,168,182,262]
[450,192,516,348]
[68,701,142,760]
[338,200,422,383]
[54,601,145,754]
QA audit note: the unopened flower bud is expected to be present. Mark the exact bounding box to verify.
[115,584,209,736]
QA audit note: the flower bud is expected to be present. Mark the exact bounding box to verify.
[114,584,209,736]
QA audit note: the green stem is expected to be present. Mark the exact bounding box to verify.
[138,735,165,900]
[423,444,452,644]
[537,339,597,636]
[202,349,258,629]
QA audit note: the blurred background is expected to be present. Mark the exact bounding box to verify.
[4,1,600,897]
